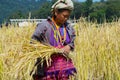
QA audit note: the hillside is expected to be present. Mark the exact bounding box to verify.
[0,0,48,23]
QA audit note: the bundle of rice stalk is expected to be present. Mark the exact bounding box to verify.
[0,40,70,80]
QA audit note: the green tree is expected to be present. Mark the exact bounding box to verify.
[0,0,44,23]
[32,2,52,19]
[106,0,120,21]
[85,0,93,17]
[71,2,86,19]
[8,10,25,19]
[89,2,106,23]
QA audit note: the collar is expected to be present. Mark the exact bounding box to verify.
[47,16,69,27]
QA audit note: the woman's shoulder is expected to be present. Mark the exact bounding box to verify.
[36,20,49,27]
[37,17,52,25]
[65,21,75,31]
[36,19,52,30]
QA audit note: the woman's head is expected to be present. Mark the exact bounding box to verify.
[51,0,74,25]
[53,9,71,25]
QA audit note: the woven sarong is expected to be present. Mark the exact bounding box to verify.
[34,54,76,80]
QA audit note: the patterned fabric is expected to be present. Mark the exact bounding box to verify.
[34,54,76,80]
[51,0,74,11]
[43,24,76,79]
[49,25,71,47]
[35,73,69,80]
[31,18,76,50]
[45,54,76,78]
[31,18,76,80]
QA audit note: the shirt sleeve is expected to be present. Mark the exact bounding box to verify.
[67,25,76,51]
[31,23,47,43]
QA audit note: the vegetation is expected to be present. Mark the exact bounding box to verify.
[0,18,120,80]
[74,18,120,79]
[0,0,120,24]
[0,0,120,80]
[0,0,47,23]
[71,0,120,23]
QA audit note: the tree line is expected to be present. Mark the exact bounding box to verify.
[2,0,120,23]
[0,0,48,24]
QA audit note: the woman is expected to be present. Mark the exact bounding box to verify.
[31,0,76,80]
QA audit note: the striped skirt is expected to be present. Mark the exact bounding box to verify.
[33,54,77,80]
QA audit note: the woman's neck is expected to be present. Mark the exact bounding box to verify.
[52,17,62,26]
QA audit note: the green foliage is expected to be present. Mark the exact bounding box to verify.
[0,0,120,23]
[71,2,86,19]
[0,0,47,23]
[89,3,106,23]
[8,10,25,19]
[32,2,52,19]
[71,0,120,23]
[86,0,93,7]
[106,0,120,22]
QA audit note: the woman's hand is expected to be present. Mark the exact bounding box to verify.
[61,45,71,54]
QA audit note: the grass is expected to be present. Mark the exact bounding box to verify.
[0,18,120,80]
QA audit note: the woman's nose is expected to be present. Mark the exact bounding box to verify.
[64,17,68,21]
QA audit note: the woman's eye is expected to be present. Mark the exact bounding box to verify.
[63,15,69,19]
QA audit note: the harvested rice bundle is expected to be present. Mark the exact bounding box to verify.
[0,40,70,80]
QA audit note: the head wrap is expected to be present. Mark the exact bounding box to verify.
[51,0,74,11]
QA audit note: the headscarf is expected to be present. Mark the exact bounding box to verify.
[51,0,74,11]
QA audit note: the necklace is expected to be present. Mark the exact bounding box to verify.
[51,18,66,46]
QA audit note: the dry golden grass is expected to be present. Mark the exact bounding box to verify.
[0,18,120,80]
[0,24,65,80]
[73,18,120,80]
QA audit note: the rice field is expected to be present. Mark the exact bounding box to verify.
[0,18,120,80]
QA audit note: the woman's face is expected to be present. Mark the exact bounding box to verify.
[55,10,71,25]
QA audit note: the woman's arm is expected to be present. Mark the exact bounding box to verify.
[61,25,76,54]
[31,23,47,43]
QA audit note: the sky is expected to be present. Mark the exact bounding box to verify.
[78,0,100,2]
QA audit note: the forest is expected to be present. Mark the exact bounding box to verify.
[0,0,120,23]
